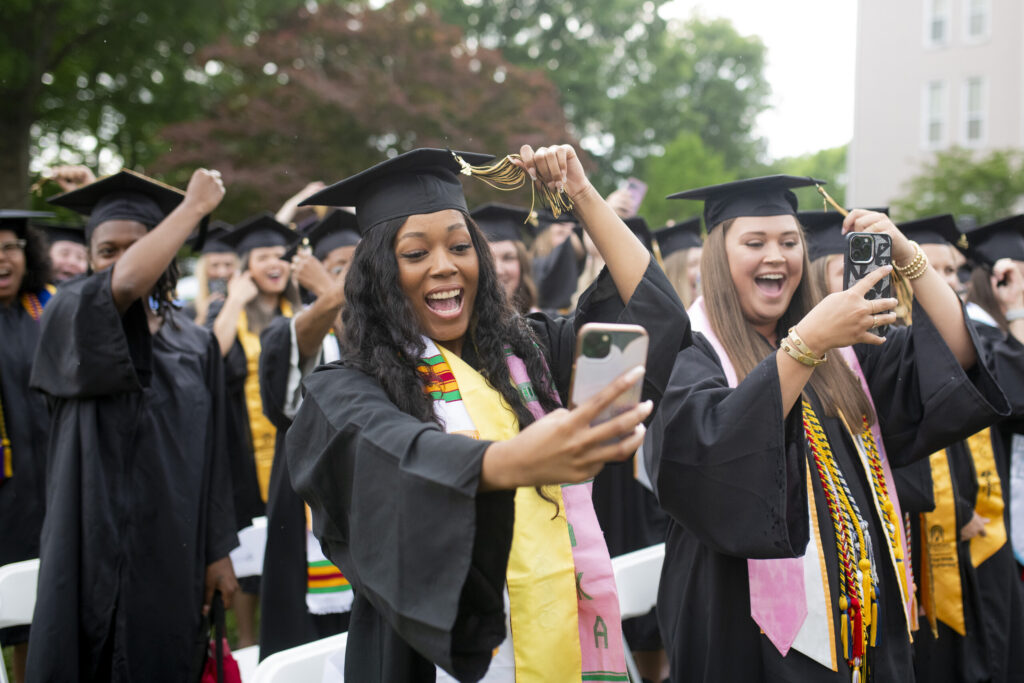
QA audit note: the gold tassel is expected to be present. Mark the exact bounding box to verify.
[450,151,574,220]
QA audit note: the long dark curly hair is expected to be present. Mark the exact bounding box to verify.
[341,212,561,430]
[18,226,53,295]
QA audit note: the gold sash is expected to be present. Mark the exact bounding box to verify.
[967,428,1006,567]
[920,450,965,636]
[237,300,293,502]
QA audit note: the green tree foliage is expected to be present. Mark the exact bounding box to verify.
[891,147,1024,224]
[764,144,848,213]
[430,1,771,189]
[637,131,730,230]
[153,1,575,220]
[1,0,297,206]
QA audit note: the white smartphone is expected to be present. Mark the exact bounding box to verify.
[568,323,649,427]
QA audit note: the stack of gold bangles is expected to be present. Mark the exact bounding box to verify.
[895,240,930,280]
[781,327,827,367]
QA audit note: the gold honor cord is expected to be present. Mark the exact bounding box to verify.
[451,151,575,220]
[815,184,914,324]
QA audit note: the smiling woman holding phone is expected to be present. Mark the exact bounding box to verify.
[646,175,1009,683]
[285,144,689,681]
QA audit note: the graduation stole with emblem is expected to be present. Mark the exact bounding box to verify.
[919,428,1007,636]
[0,285,56,484]
[237,299,293,503]
[416,337,628,682]
[688,297,913,675]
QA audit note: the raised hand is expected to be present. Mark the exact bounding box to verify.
[49,165,97,193]
[227,271,259,305]
[843,209,915,266]
[291,250,334,298]
[992,258,1024,311]
[795,265,899,353]
[482,365,651,489]
[183,168,226,217]
[515,144,591,202]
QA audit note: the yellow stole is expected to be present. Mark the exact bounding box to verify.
[920,429,1008,636]
[967,429,1006,567]
[237,300,293,502]
[440,347,582,681]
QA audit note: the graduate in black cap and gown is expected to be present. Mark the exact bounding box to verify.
[0,211,55,682]
[655,218,703,308]
[28,169,239,682]
[471,203,538,315]
[207,212,300,646]
[38,222,87,284]
[285,145,689,681]
[645,176,1009,682]
[190,220,239,325]
[256,209,358,660]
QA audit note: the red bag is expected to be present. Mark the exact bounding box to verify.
[200,592,242,683]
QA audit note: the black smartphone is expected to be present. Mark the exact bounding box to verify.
[208,278,228,297]
[844,232,892,336]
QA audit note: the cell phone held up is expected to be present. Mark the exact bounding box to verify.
[568,323,649,432]
[843,232,892,335]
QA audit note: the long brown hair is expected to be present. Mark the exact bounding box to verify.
[511,241,538,315]
[663,247,697,309]
[702,218,876,425]
[966,266,1009,331]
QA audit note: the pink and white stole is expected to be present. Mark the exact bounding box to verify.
[687,297,913,671]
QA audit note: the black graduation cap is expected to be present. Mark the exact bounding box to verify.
[219,213,298,255]
[471,203,532,244]
[299,148,494,234]
[960,214,1024,266]
[47,169,190,242]
[799,208,889,261]
[668,175,826,230]
[37,222,86,247]
[308,209,361,261]
[187,219,234,254]
[898,214,962,247]
[0,210,57,239]
[624,216,653,252]
[654,218,703,258]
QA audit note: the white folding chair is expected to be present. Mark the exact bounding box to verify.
[0,559,41,683]
[233,644,260,682]
[250,631,348,683]
[611,543,666,683]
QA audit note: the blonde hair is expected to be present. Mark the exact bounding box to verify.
[662,248,696,309]
[702,219,876,425]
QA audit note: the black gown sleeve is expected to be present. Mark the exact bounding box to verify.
[287,364,513,681]
[855,300,1010,467]
[202,329,241,563]
[532,236,580,312]
[30,268,150,398]
[892,457,936,514]
[527,258,691,409]
[972,322,1024,432]
[259,316,297,431]
[648,334,810,558]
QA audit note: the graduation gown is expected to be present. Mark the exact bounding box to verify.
[206,298,272,531]
[26,270,239,682]
[257,316,348,660]
[911,322,1024,683]
[532,236,581,315]
[287,261,689,681]
[0,297,51,645]
[648,301,1008,682]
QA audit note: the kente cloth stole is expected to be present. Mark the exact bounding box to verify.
[417,338,627,682]
[687,297,911,673]
[920,428,1007,636]
[237,299,293,503]
[1,285,56,484]
[304,503,352,615]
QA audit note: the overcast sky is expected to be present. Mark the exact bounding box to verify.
[661,0,859,159]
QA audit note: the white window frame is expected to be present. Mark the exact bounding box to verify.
[924,0,951,47]
[962,76,987,147]
[962,0,991,43]
[922,80,948,150]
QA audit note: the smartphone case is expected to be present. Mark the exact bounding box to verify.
[569,323,649,427]
[843,232,892,336]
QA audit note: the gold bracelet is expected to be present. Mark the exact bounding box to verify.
[894,241,929,280]
[781,329,827,367]
[788,327,826,363]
